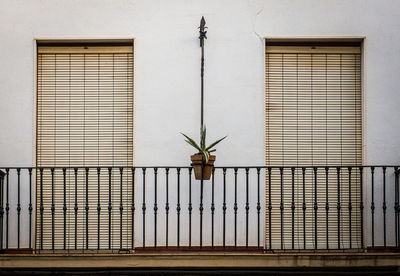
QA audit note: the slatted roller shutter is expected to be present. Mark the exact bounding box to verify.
[265,44,362,250]
[36,44,134,250]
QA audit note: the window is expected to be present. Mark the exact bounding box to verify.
[36,43,133,250]
[265,41,362,249]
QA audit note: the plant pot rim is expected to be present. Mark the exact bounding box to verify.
[191,154,216,159]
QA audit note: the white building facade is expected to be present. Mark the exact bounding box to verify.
[0,0,400,253]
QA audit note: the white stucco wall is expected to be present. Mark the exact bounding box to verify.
[0,0,399,249]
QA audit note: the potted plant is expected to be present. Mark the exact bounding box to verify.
[181,126,226,180]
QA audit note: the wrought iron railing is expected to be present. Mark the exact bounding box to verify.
[0,166,398,253]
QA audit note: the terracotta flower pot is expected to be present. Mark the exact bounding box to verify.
[190,154,216,180]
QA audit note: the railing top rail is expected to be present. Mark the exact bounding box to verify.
[0,165,398,170]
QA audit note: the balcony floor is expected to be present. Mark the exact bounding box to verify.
[0,252,399,275]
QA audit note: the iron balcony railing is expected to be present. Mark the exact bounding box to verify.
[0,166,399,253]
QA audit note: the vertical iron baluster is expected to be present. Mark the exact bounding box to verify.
[17,168,21,249]
[119,167,124,250]
[51,168,55,251]
[97,167,101,250]
[0,170,3,251]
[291,167,295,250]
[211,168,215,249]
[154,168,158,248]
[28,168,32,249]
[142,168,146,248]
[74,168,78,250]
[5,168,9,249]
[302,167,306,249]
[359,167,364,249]
[199,168,204,249]
[108,167,112,250]
[325,167,329,249]
[131,168,135,250]
[188,167,192,249]
[85,167,89,250]
[39,168,44,250]
[313,167,318,250]
[268,167,272,250]
[337,167,341,249]
[63,168,67,250]
[245,168,250,249]
[371,166,375,248]
[382,166,387,248]
[257,168,261,249]
[234,168,238,248]
[279,167,284,249]
[165,168,169,249]
[348,167,352,249]
[176,168,181,249]
[222,168,227,249]
[395,167,400,248]
[395,167,400,249]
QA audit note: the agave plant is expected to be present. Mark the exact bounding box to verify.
[181,126,227,163]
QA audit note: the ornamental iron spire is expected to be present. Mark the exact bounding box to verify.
[199,16,207,130]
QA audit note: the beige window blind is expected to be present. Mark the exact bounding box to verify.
[265,44,362,249]
[36,44,134,250]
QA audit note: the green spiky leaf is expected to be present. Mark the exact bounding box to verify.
[181,128,227,163]
[181,133,202,153]
[200,126,206,149]
[205,136,227,151]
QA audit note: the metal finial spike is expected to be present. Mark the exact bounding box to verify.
[200,16,206,30]
[199,16,207,47]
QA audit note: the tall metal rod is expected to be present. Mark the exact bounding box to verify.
[200,171,204,249]
[199,16,207,130]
